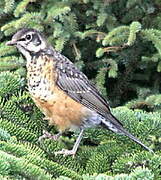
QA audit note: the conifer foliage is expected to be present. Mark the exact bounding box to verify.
[0,0,161,179]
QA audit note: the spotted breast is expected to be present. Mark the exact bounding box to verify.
[26,54,95,132]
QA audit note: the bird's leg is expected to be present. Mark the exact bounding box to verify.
[38,130,62,141]
[54,129,84,157]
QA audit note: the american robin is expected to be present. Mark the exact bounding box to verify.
[6,28,153,156]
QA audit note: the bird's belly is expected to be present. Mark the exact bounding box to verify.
[28,71,102,131]
[31,86,97,132]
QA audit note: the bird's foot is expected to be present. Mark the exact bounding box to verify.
[54,129,84,157]
[54,149,76,157]
[38,130,61,141]
[43,117,50,121]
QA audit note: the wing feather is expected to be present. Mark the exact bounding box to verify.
[54,55,123,127]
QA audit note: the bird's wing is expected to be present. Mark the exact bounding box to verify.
[54,54,123,127]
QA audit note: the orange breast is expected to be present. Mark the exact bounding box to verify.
[28,55,88,132]
[33,87,86,131]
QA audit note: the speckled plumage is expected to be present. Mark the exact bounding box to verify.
[26,50,104,132]
[6,28,153,155]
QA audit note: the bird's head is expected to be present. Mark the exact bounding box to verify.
[6,28,48,59]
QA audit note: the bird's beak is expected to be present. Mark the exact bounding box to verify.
[6,40,17,46]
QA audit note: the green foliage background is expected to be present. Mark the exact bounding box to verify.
[0,0,161,179]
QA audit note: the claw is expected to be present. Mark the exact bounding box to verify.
[54,129,84,157]
[38,130,62,141]
[54,149,76,157]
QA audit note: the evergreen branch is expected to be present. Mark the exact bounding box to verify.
[71,42,81,60]
[0,43,17,57]
[102,26,129,46]
[14,0,37,17]
[0,119,37,142]
[55,37,69,51]
[1,13,43,36]
[96,46,125,57]
[0,140,82,179]
[0,150,53,180]
[4,0,15,14]
[0,128,11,141]
[141,29,161,56]
[0,56,25,71]
[0,72,24,97]
[96,12,107,27]
[106,58,118,78]
[81,30,106,40]
[95,67,107,97]
[112,151,160,179]
[47,6,71,22]
[127,21,142,46]
[26,155,82,180]
[83,167,154,179]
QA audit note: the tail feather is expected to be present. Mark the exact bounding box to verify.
[118,127,153,152]
[101,119,153,153]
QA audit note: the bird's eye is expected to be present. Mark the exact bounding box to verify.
[26,34,32,40]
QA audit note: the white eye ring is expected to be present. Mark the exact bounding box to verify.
[26,34,32,40]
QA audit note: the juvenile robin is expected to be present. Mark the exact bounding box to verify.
[6,28,153,156]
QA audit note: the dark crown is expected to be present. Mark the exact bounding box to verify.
[12,28,42,41]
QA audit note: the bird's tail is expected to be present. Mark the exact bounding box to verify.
[101,118,153,153]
